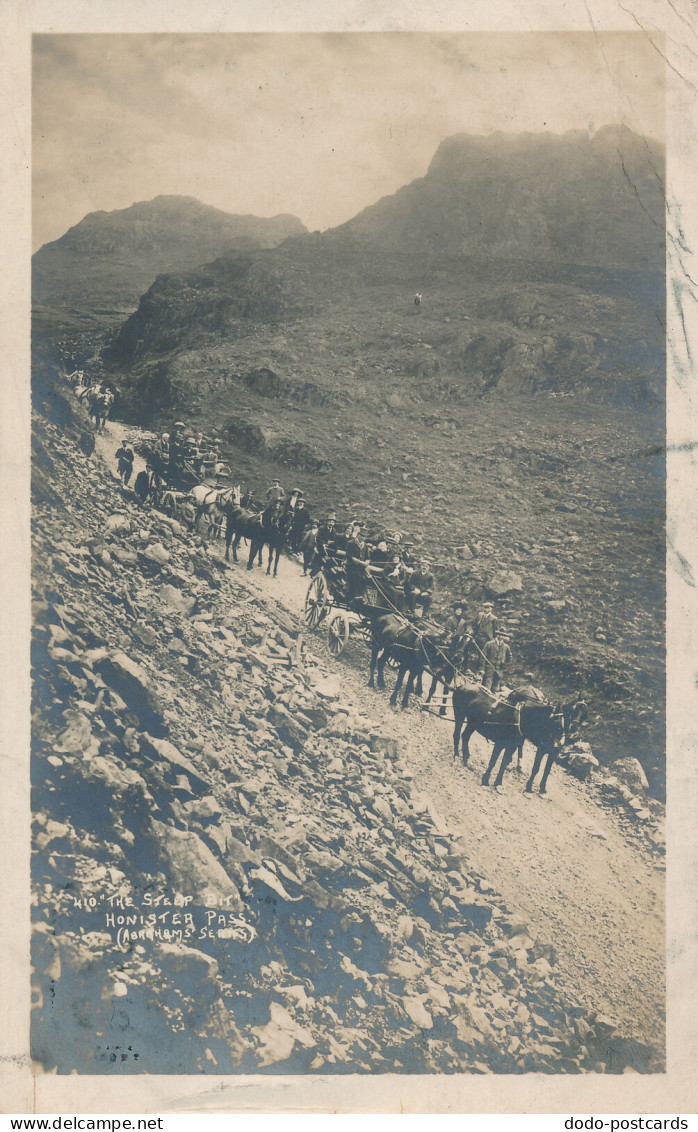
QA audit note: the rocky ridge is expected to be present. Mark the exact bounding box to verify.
[30,382,662,1075]
[345,126,664,270]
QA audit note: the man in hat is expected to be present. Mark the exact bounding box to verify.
[301,521,319,575]
[369,538,390,569]
[405,556,435,617]
[345,522,369,605]
[380,553,407,613]
[289,494,311,552]
[446,602,468,636]
[443,601,470,672]
[133,462,153,506]
[385,531,404,562]
[471,601,500,677]
[481,630,513,693]
[265,478,286,503]
[514,673,546,703]
[316,512,338,557]
[168,422,187,487]
[115,440,135,485]
[285,487,303,510]
[309,512,339,577]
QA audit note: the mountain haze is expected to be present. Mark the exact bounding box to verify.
[32,195,307,332]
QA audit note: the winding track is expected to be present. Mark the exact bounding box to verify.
[98,422,665,1055]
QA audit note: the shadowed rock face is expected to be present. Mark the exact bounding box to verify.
[344,126,664,270]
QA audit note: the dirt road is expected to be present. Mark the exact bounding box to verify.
[97,423,665,1051]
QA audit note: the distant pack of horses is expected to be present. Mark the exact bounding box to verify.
[74,380,114,433]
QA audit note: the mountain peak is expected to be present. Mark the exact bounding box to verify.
[347,125,663,271]
[33,198,307,316]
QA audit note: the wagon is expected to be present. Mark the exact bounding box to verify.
[157,488,195,525]
[303,559,397,657]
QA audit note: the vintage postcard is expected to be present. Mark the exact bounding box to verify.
[2,0,697,1116]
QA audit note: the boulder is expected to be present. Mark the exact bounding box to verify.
[155,942,219,980]
[159,584,196,616]
[54,709,98,757]
[105,513,132,536]
[611,757,649,795]
[565,743,600,782]
[93,651,166,736]
[253,1002,316,1067]
[369,734,403,759]
[142,542,171,567]
[403,996,433,1030]
[313,675,342,700]
[151,820,243,909]
[140,734,207,785]
[486,570,523,596]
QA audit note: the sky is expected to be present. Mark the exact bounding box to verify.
[32,31,665,250]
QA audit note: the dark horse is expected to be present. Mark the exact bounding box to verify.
[253,500,288,577]
[224,502,264,568]
[89,390,113,433]
[452,684,588,794]
[224,499,286,575]
[524,698,588,795]
[368,613,449,709]
[424,634,470,715]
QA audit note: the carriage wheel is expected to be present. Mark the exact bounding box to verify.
[386,654,400,669]
[161,491,177,517]
[304,576,329,629]
[328,611,351,656]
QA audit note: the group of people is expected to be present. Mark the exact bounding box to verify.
[303,516,436,618]
[153,422,229,489]
[444,600,517,693]
[305,518,517,692]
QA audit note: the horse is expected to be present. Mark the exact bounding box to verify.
[224,501,266,568]
[368,613,449,709]
[504,684,547,773]
[524,699,589,795]
[452,683,586,794]
[89,390,113,433]
[188,483,240,537]
[424,635,471,715]
[248,499,288,577]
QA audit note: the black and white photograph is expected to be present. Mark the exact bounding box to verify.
[3,0,698,1117]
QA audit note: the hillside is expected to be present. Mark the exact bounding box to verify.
[30,372,664,1074]
[32,195,306,347]
[90,129,665,796]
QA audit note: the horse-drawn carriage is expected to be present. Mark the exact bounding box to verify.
[303,557,404,656]
[136,438,232,538]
